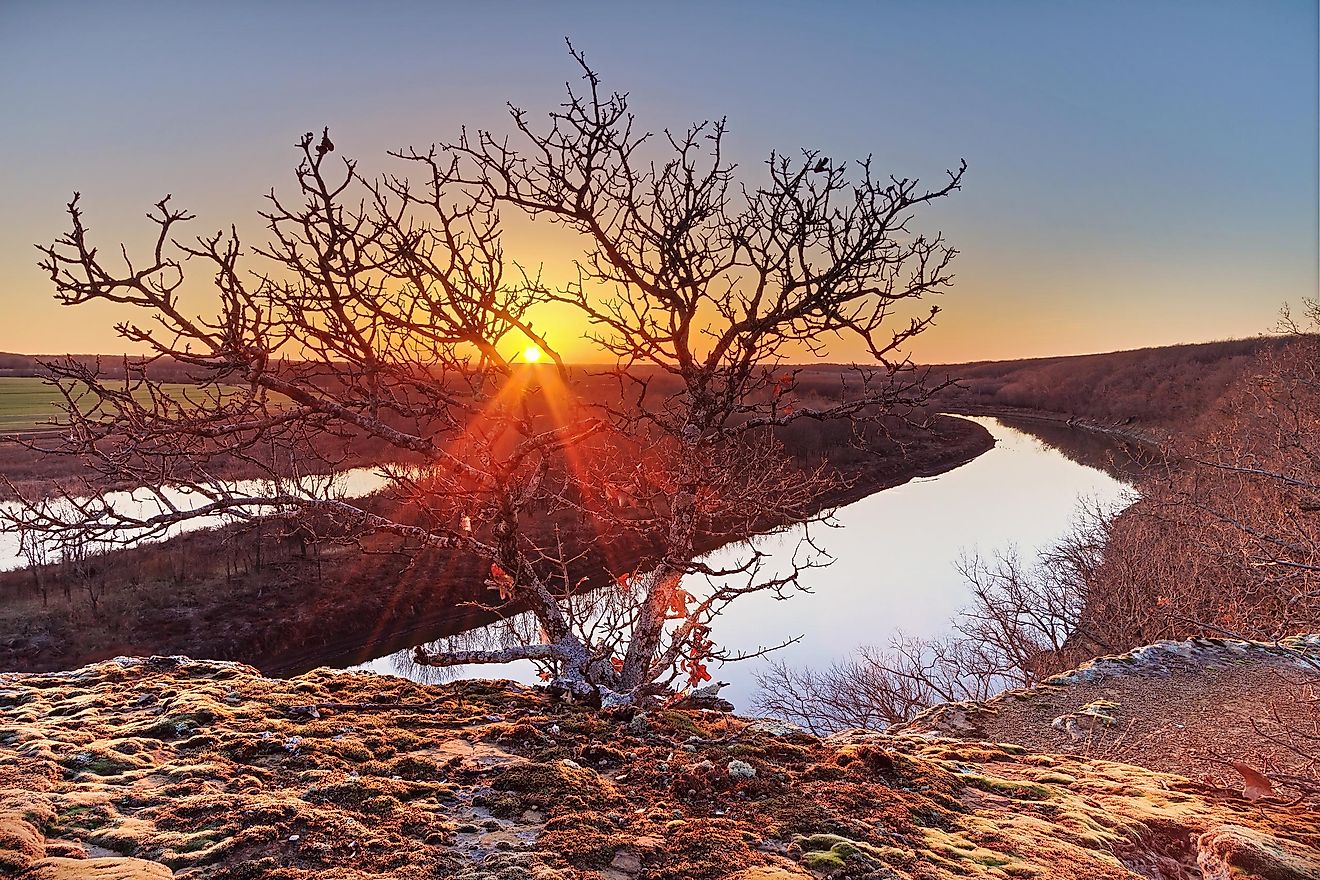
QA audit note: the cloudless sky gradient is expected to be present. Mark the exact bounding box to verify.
[1,0,1316,362]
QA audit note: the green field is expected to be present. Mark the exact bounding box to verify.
[0,377,243,433]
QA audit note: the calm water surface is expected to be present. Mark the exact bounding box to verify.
[355,416,1138,708]
[0,468,393,571]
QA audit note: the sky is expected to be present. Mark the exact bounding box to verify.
[0,0,1316,364]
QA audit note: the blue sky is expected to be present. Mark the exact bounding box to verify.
[1,0,1315,360]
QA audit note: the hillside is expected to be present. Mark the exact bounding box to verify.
[2,650,1317,880]
[4,335,1291,441]
[927,336,1290,438]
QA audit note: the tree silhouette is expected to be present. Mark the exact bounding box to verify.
[9,47,964,704]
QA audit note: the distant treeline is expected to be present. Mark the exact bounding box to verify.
[0,352,48,377]
[0,353,204,382]
[4,335,1299,437]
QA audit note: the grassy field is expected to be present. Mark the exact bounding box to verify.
[0,376,243,434]
[0,377,80,432]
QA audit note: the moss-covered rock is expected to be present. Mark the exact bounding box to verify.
[21,856,174,880]
[0,656,1316,879]
[0,814,46,873]
[1197,824,1320,880]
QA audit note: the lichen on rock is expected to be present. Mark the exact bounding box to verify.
[0,655,1316,879]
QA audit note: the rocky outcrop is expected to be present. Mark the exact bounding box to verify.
[1,654,1317,879]
[896,636,1320,801]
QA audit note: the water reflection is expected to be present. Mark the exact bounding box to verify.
[0,467,395,571]
[355,417,1139,708]
[990,415,1159,483]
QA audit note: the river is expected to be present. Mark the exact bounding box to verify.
[352,416,1140,708]
[0,468,395,571]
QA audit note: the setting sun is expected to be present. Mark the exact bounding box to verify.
[522,344,544,363]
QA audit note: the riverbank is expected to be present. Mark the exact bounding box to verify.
[0,415,993,676]
[940,404,1163,452]
[812,414,997,510]
[2,651,1316,879]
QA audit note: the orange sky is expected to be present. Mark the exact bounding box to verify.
[0,196,1295,368]
[1,2,1314,365]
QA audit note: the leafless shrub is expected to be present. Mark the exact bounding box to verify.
[956,501,1119,677]
[754,634,1018,734]
[752,498,1130,732]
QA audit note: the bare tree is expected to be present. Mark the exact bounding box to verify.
[753,501,1120,732]
[752,635,1012,734]
[412,46,965,695]
[8,48,964,704]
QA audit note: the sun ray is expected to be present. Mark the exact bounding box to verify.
[535,366,635,581]
[354,364,537,651]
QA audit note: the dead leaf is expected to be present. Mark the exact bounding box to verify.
[1229,761,1275,801]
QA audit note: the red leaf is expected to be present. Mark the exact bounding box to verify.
[1229,762,1275,801]
[488,563,515,600]
[666,588,693,619]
